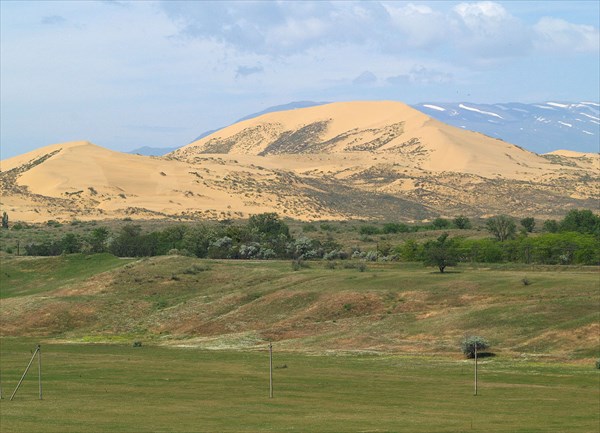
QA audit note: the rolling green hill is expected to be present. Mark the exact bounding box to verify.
[1,254,597,361]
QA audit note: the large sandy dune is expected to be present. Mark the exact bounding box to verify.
[1,102,598,222]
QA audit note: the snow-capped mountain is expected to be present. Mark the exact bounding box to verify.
[413,101,599,154]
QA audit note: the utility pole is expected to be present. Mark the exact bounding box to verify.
[38,345,42,400]
[474,342,478,396]
[269,342,273,399]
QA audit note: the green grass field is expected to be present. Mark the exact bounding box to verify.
[1,339,598,433]
[1,254,598,431]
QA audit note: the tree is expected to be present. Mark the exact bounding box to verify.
[248,213,290,239]
[423,233,459,273]
[183,226,213,258]
[89,227,110,253]
[432,217,450,229]
[61,233,81,254]
[543,219,559,233]
[1,212,8,229]
[559,209,600,235]
[109,224,143,257]
[453,215,471,230]
[486,215,516,241]
[461,336,489,358]
[520,217,535,233]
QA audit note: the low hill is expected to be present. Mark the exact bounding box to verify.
[1,255,598,360]
[1,102,598,223]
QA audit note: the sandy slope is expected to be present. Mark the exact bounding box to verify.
[1,102,598,223]
[173,101,556,179]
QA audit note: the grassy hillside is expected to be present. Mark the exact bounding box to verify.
[1,254,598,360]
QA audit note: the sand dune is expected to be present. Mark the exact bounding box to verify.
[172,101,556,179]
[1,102,598,223]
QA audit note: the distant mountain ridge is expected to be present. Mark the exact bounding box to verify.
[413,101,599,154]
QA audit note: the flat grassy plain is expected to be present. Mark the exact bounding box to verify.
[1,339,598,433]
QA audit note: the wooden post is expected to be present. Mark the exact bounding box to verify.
[269,342,273,399]
[10,346,39,401]
[474,343,478,396]
[38,345,42,400]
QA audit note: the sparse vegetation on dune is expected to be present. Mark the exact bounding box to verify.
[1,103,598,223]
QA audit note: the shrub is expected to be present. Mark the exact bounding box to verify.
[432,217,450,229]
[357,262,367,272]
[365,250,379,261]
[291,259,309,271]
[132,341,142,347]
[382,222,409,233]
[453,215,472,230]
[182,264,210,274]
[323,249,348,260]
[596,359,600,369]
[359,225,380,235]
[521,277,531,286]
[325,261,336,269]
[461,336,489,358]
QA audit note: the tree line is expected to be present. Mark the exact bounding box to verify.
[12,210,600,267]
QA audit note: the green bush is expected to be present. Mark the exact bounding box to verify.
[359,225,380,235]
[461,336,489,358]
[325,261,336,269]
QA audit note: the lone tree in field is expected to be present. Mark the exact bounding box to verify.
[461,336,489,358]
[1,212,8,229]
[423,233,459,273]
[486,215,516,241]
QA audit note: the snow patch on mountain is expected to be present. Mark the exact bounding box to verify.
[423,104,445,111]
[414,101,599,153]
[459,104,504,119]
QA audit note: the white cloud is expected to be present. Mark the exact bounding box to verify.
[451,1,532,59]
[384,3,449,50]
[160,1,597,64]
[534,17,600,53]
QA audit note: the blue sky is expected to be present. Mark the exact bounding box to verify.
[1,0,598,159]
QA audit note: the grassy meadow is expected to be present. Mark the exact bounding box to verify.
[0,253,598,431]
[1,339,598,433]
